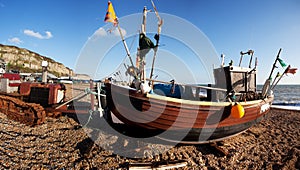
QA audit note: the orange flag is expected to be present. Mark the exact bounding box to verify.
[104,1,117,25]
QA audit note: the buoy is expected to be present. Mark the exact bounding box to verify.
[231,103,245,118]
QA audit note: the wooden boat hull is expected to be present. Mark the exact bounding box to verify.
[105,83,273,143]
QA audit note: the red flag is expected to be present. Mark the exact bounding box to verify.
[285,65,297,75]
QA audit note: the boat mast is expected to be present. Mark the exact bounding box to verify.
[271,65,290,90]
[141,6,148,35]
[262,48,282,97]
[149,0,163,81]
[268,48,282,80]
[105,1,137,79]
[139,6,150,82]
[116,20,136,76]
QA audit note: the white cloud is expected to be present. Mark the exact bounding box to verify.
[95,27,107,37]
[45,31,53,39]
[94,27,127,38]
[112,27,127,37]
[8,37,23,44]
[24,29,53,39]
[90,27,127,41]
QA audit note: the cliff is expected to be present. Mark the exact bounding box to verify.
[0,44,73,77]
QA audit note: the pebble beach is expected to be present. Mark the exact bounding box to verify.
[0,107,299,169]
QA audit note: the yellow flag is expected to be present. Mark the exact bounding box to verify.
[104,1,117,24]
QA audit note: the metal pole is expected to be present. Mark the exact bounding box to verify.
[239,51,244,67]
[55,91,87,109]
[117,23,135,68]
[268,48,282,80]
[149,49,157,80]
[149,0,163,80]
[271,65,290,90]
[270,72,279,89]
[141,6,148,35]
[90,79,95,111]
[97,82,103,117]
[248,50,254,68]
[221,54,225,67]
[262,48,282,98]
[141,6,149,82]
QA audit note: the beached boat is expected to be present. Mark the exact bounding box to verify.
[105,66,273,143]
[100,1,292,143]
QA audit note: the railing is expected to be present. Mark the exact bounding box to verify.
[146,78,229,102]
[146,78,227,92]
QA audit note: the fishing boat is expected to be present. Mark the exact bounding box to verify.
[101,1,294,143]
[105,65,274,143]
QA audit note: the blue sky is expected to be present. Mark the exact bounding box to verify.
[0,0,299,84]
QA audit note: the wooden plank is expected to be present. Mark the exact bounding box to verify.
[128,160,188,170]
